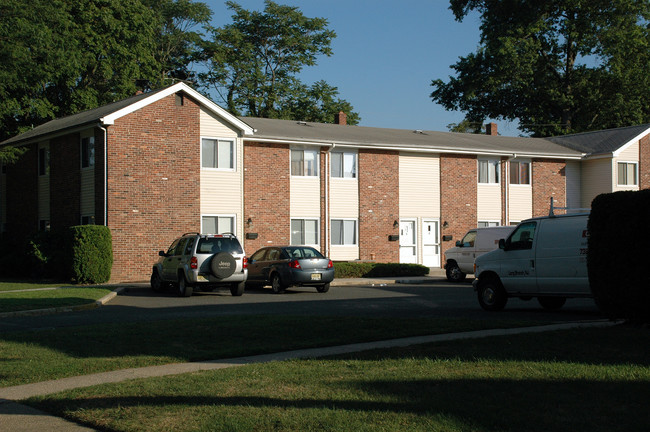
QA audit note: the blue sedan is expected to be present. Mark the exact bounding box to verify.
[246,246,335,293]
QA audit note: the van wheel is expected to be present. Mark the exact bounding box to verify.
[477,278,507,311]
[538,296,566,310]
[178,275,193,297]
[446,263,466,282]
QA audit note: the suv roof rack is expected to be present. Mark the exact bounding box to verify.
[182,232,200,236]
[549,197,590,217]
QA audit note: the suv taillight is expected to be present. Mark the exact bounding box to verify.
[327,260,333,269]
[289,260,301,269]
[243,256,248,269]
[190,256,198,270]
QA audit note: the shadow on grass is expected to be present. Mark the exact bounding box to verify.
[0,296,96,313]
[31,378,650,432]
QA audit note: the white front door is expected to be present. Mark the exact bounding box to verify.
[422,220,440,267]
[399,220,417,263]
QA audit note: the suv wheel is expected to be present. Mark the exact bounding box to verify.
[178,274,193,297]
[150,269,164,292]
[230,281,245,296]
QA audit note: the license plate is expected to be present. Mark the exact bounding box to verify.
[197,275,208,282]
[311,273,321,281]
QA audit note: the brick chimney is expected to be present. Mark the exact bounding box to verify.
[486,122,497,136]
[334,111,347,125]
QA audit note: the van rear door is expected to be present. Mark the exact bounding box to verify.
[535,216,590,294]
[500,221,538,294]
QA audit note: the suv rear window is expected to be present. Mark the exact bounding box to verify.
[196,237,243,254]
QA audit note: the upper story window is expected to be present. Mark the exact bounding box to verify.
[478,159,500,184]
[81,136,95,168]
[331,151,357,178]
[202,138,234,169]
[510,161,530,185]
[38,147,50,176]
[617,162,638,186]
[291,149,318,176]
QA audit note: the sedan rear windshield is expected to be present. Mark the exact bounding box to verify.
[283,247,324,259]
[196,237,243,254]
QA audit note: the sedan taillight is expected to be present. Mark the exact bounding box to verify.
[289,260,302,269]
[327,260,333,269]
[190,256,198,270]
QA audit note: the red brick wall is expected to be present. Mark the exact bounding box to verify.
[358,149,399,262]
[5,145,38,239]
[243,142,290,253]
[532,159,566,216]
[440,154,477,258]
[50,133,81,228]
[106,93,200,282]
[640,135,650,190]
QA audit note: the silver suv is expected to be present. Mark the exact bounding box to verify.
[150,232,248,297]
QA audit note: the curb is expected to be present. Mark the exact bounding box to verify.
[0,287,126,319]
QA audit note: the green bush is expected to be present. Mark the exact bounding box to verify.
[334,262,429,278]
[69,226,113,284]
[588,189,650,324]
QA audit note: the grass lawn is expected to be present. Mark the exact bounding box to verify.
[0,316,542,387]
[25,325,650,432]
[0,280,71,292]
[0,287,113,313]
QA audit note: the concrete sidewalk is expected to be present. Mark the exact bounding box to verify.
[0,319,616,432]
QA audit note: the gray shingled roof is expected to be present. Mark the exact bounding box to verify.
[546,124,650,156]
[239,117,584,158]
[0,88,168,146]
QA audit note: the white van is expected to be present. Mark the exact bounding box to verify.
[472,213,591,311]
[444,226,515,282]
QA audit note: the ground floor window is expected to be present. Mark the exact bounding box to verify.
[202,215,235,234]
[291,218,319,245]
[331,219,357,245]
[81,215,95,225]
[478,221,500,228]
[617,162,638,186]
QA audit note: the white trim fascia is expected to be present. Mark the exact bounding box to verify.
[100,82,254,135]
[244,137,583,160]
[582,152,614,161]
[612,126,650,157]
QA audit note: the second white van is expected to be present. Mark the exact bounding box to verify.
[472,213,591,311]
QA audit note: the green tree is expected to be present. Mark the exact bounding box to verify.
[199,1,359,122]
[431,0,650,137]
[280,80,360,125]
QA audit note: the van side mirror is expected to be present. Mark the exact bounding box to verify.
[455,240,461,247]
[498,239,506,250]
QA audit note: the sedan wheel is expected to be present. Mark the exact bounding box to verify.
[316,283,330,293]
[271,274,285,294]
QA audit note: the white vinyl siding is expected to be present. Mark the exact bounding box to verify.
[290,176,320,217]
[399,153,440,217]
[580,158,613,208]
[508,184,532,222]
[478,184,502,222]
[614,140,639,191]
[200,107,239,138]
[330,170,359,261]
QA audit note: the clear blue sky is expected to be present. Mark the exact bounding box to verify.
[202,0,521,136]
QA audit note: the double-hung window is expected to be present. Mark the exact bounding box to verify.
[202,215,235,234]
[617,162,638,186]
[509,161,530,185]
[81,137,95,168]
[291,219,319,245]
[38,147,50,176]
[477,221,500,228]
[331,151,357,178]
[202,138,234,169]
[478,159,500,184]
[291,149,318,176]
[331,219,357,245]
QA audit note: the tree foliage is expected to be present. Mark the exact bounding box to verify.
[431,0,650,137]
[199,1,359,124]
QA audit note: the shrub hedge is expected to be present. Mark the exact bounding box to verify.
[69,225,113,284]
[588,189,650,323]
[334,262,429,278]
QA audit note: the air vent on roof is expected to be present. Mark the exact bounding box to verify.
[297,121,308,126]
[413,129,425,134]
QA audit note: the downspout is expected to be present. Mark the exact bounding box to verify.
[323,143,336,257]
[99,125,108,226]
[504,154,516,225]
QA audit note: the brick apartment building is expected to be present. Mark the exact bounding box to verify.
[1,83,648,281]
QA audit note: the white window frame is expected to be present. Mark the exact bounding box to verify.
[478,158,500,184]
[477,221,500,228]
[81,136,95,169]
[617,161,638,186]
[509,160,531,185]
[291,148,319,177]
[201,137,236,170]
[331,151,357,179]
[201,214,237,234]
[331,218,358,245]
[290,218,320,246]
